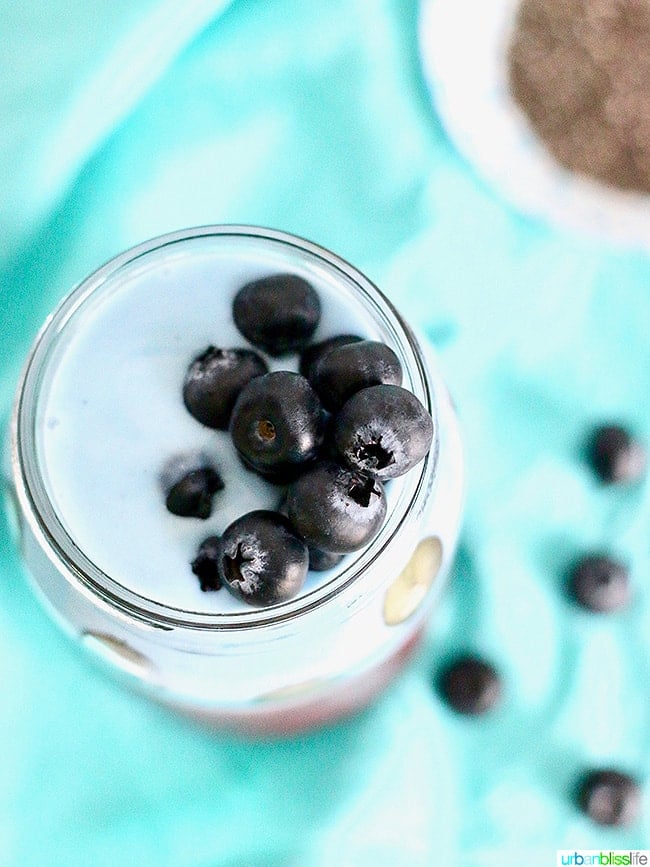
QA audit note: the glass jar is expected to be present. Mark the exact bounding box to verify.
[7,226,464,735]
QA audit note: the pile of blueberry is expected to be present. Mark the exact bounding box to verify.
[435,424,646,827]
[163,273,434,608]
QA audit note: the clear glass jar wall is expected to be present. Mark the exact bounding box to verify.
[7,226,464,735]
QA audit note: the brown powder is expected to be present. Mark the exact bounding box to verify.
[508,0,650,193]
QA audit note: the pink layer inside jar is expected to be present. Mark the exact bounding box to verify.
[169,621,427,737]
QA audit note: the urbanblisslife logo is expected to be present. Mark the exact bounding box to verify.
[557,853,650,865]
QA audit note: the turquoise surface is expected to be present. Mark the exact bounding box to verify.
[2,1,650,864]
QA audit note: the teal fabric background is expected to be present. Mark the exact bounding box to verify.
[2,1,650,864]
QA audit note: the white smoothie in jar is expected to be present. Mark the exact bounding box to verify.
[35,234,414,614]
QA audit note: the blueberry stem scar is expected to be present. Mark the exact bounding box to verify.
[348,474,379,508]
[354,436,394,471]
[223,544,255,587]
[257,420,276,442]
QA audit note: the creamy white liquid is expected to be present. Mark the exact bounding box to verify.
[37,235,405,614]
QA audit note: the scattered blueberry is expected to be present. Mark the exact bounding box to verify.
[230,371,324,482]
[578,769,641,826]
[191,536,222,591]
[589,424,646,484]
[568,554,630,613]
[286,460,387,553]
[183,346,268,429]
[165,467,224,519]
[218,510,308,606]
[309,340,403,413]
[438,656,502,715]
[233,273,321,356]
[308,547,345,572]
[299,334,362,380]
[334,384,434,480]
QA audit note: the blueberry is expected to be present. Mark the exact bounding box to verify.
[334,384,434,480]
[233,273,321,356]
[183,345,268,429]
[163,457,224,519]
[589,424,646,484]
[578,769,641,826]
[286,460,387,553]
[299,334,362,380]
[568,554,630,613]
[191,536,222,591]
[230,371,325,481]
[437,655,502,715]
[217,510,308,606]
[277,501,351,573]
[308,547,345,572]
[309,340,403,413]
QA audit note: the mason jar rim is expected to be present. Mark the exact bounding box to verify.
[12,224,439,633]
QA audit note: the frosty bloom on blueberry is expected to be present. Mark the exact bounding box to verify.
[334,384,434,480]
[217,511,309,607]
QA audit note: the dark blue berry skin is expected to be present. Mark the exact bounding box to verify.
[230,371,325,481]
[589,424,646,484]
[299,334,362,380]
[165,468,224,519]
[309,340,403,413]
[578,769,641,826]
[217,510,308,606]
[286,460,387,553]
[191,536,222,591]
[183,345,268,430]
[569,554,630,613]
[308,547,345,572]
[280,487,345,569]
[438,656,502,715]
[233,273,321,356]
[334,384,434,480]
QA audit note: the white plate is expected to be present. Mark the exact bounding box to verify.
[418,0,650,250]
